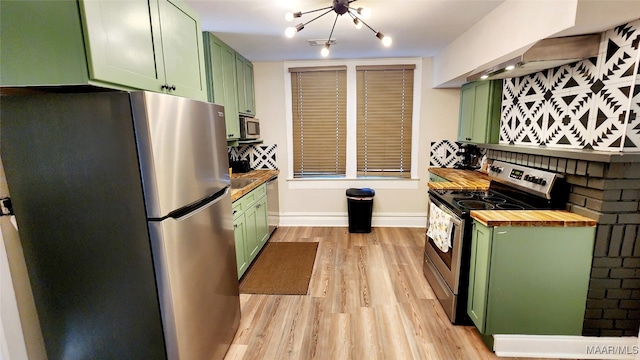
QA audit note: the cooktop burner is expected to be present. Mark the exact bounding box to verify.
[456,199,496,210]
[429,188,534,216]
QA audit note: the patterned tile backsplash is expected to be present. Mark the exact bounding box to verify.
[429,140,461,167]
[228,144,278,170]
[500,19,640,151]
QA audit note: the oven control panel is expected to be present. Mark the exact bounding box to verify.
[487,160,561,199]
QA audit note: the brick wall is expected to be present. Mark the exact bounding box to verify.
[486,149,640,337]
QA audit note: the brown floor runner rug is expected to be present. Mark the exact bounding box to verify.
[240,242,318,295]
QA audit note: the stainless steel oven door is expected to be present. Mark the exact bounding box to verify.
[424,195,465,294]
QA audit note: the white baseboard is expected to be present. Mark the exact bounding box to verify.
[493,335,639,359]
[279,212,427,228]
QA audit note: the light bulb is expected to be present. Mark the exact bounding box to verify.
[505,65,516,71]
[358,7,371,19]
[285,26,296,38]
[382,36,392,47]
[353,18,363,29]
[321,45,330,57]
[480,74,489,80]
[285,12,294,22]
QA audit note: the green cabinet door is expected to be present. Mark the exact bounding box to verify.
[255,196,269,246]
[233,214,248,278]
[156,0,207,101]
[458,83,476,142]
[203,33,240,140]
[236,56,247,114]
[467,221,493,333]
[468,220,595,337]
[221,47,240,139]
[1,1,89,86]
[244,61,255,116]
[472,82,492,143]
[457,80,502,144]
[244,203,260,262]
[80,0,164,91]
[236,54,255,116]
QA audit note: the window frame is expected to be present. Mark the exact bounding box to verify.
[284,58,422,186]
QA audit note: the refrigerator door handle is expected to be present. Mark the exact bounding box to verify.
[164,186,230,221]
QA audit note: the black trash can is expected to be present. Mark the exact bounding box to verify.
[346,188,375,233]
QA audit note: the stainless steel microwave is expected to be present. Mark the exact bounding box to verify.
[240,116,260,140]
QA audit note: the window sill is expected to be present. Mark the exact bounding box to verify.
[286,177,421,190]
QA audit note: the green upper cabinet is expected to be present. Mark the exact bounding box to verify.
[1,0,206,101]
[457,80,502,144]
[80,0,206,100]
[1,1,89,86]
[155,0,207,100]
[236,54,255,116]
[203,33,241,140]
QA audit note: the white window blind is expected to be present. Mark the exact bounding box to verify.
[290,66,347,178]
[356,65,414,178]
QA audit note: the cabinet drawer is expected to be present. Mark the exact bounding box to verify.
[232,200,243,219]
[233,183,266,212]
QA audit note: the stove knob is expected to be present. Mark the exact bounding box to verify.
[539,179,547,185]
[524,175,530,181]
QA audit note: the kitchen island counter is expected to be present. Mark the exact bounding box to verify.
[470,209,597,227]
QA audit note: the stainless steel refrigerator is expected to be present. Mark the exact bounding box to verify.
[0,91,240,359]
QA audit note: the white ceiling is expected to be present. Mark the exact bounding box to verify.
[186,0,505,61]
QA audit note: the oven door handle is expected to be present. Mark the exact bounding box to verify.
[428,195,463,228]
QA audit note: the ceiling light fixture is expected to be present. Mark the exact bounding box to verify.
[285,0,392,57]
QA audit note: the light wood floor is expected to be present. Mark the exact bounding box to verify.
[224,227,563,360]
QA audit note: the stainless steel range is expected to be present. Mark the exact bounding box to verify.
[423,161,568,324]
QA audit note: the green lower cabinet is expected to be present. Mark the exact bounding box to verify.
[255,196,269,246]
[467,220,595,341]
[467,221,493,333]
[232,184,270,279]
[244,202,260,262]
[233,213,248,278]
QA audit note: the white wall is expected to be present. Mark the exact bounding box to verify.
[433,0,579,87]
[253,57,460,227]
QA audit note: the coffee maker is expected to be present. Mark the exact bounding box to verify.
[454,143,483,170]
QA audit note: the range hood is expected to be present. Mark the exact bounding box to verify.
[467,34,601,82]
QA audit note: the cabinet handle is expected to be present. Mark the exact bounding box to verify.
[161,84,168,90]
[228,134,235,137]
[233,210,237,215]
[234,224,238,228]
[256,204,261,209]
[466,137,472,141]
[170,85,176,91]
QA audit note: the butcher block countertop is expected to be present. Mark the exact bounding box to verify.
[470,210,597,227]
[230,169,279,202]
[428,168,490,190]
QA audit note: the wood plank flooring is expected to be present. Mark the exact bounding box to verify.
[225,227,563,360]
